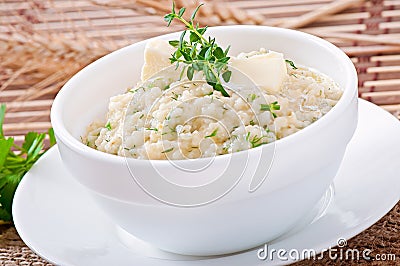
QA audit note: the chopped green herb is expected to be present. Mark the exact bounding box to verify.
[245,132,251,141]
[164,3,231,97]
[171,92,180,101]
[205,128,218,138]
[139,114,145,119]
[260,101,281,118]
[249,94,257,101]
[146,128,158,131]
[249,135,267,148]
[129,86,144,93]
[147,81,156,89]
[161,147,174,153]
[285,59,298,70]
[105,122,112,130]
[222,146,229,153]
[249,120,255,126]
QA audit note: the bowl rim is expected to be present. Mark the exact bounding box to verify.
[51,25,358,165]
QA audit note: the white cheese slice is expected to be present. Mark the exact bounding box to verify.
[141,39,175,81]
[230,50,288,93]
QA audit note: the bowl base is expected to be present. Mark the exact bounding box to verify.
[113,184,335,259]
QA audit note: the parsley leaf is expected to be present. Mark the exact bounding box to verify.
[0,104,55,221]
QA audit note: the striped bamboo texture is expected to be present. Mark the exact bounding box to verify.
[1,0,400,143]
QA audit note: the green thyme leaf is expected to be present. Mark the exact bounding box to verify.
[213,83,229,97]
[191,4,203,21]
[169,40,180,47]
[222,70,232,83]
[187,66,194,80]
[178,7,186,17]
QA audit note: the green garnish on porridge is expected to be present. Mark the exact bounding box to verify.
[82,3,343,160]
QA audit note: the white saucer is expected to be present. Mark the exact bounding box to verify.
[13,99,400,266]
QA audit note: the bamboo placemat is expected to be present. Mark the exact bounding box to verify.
[0,0,399,265]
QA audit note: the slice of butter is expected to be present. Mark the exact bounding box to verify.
[230,50,288,93]
[141,39,175,81]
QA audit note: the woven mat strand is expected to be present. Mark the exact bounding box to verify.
[0,0,399,265]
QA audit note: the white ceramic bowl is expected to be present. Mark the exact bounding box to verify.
[51,26,358,256]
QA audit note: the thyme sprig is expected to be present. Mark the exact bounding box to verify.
[164,3,231,97]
